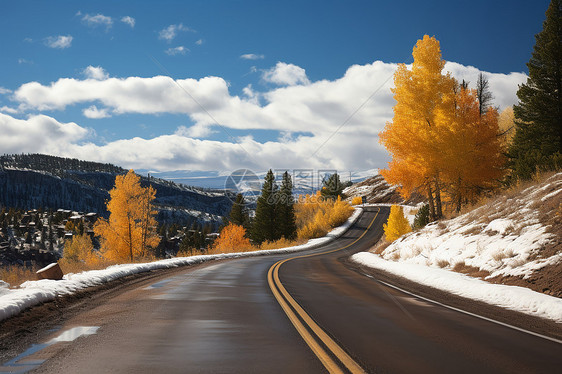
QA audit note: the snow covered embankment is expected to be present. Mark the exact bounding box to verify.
[352,173,562,323]
[0,208,363,323]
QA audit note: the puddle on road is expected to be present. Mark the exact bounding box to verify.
[0,326,99,373]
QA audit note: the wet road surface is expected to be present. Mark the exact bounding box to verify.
[3,206,562,373]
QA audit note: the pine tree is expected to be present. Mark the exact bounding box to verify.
[383,205,412,242]
[321,173,344,200]
[251,170,280,244]
[276,171,297,240]
[508,0,562,180]
[229,193,250,228]
[476,73,493,117]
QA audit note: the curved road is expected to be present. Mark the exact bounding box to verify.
[2,207,562,373]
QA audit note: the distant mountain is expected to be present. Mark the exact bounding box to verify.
[0,154,233,226]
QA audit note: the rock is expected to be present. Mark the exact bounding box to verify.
[36,262,64,280]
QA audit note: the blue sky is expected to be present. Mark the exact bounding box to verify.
[0,0,550,174]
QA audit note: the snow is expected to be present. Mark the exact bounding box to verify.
[351,252,562,323]
[0,208,363,322]
[351,173,562,323]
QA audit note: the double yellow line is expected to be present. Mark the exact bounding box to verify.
[267,209,379,374]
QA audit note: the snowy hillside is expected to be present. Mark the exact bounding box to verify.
[358,172,562,298]
[343,172,424,205]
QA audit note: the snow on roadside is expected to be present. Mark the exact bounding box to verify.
[351,252,562,323]
[351,173,562,323]
[0,208,363,322]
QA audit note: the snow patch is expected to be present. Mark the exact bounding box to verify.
[0,208,363,322]
[352,252,562,323]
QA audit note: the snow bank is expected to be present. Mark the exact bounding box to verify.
[0,208,363,322]
[376,173,562,280]
[351,252,562,323]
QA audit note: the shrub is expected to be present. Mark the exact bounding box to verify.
[209,223,252,254]
[383,205,412,242]
[351,196,363,205]
[413,204,430,229]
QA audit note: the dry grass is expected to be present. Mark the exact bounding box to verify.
[370,239,391,255]
[436,259,449,268]
[0,266,39,288]
[452,261,491,278]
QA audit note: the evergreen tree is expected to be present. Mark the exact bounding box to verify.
[276,172,297,240]
[508,0,562,180]
[476,73,493,117]
[321,173,344,200]
[229,193,250,228]
[251,170,280,244]
[413,204,430,230]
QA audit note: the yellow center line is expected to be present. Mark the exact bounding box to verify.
[267,208,380,374]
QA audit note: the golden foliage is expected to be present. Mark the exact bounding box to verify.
[295,192,354,240]
[62,233,95,263]
[351,196,363,205]
[379,34,505,214]
[0,266,37,287]
[383,205,412,242]
[94,170,160,263]
[209,223,252,254]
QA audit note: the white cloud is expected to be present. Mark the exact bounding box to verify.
[0,113,89,155]
[18,58,32,64]
[0,106,19,114]
[82,66,109,80]
[10,60,527,171]
[195,39,204,45]
[0,87,11,95]
[83,105,111,119]
[175,124,215,138]
[159,23,192,42]
[262,62,311,86]
[121,16,135,28]
[240,53,264,60]
[82,13,113,29]
[165,46,189,56]
[44,35,73,49]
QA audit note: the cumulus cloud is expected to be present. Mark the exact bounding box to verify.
[82,66,109,80]
[195,39,204,45]
[121,16,135,28]
[0,106,19,114]
[0,113,89,155]
[9,60,527,171]
[240,53,264,60]
[262,62,311,86]
[82,13,113,29]
[0,87,11,95]
[44,35,73,49]
[159,23,192,42]
[165,46,189,56]
[83,105,111,119]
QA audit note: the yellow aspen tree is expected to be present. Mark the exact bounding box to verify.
[438,86,504,211]
[93,170,159,263]
[211,223,251,253]
[383,205,412,242]
[379,35,453,221]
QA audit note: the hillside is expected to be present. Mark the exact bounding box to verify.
[0,154,232,225]
[343,173,424,205]
[368,172,562,297]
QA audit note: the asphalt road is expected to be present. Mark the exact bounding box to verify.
[2,206,562,373]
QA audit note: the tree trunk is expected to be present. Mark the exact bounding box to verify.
[427,184,436,221]
[434,175,443,219]
[128,218,133,262]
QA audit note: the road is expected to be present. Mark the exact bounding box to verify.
[1,206,562,373]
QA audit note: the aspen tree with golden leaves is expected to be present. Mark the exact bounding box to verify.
[379,35,454,220]
[383,205,411,242]
[93,170,159,262]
